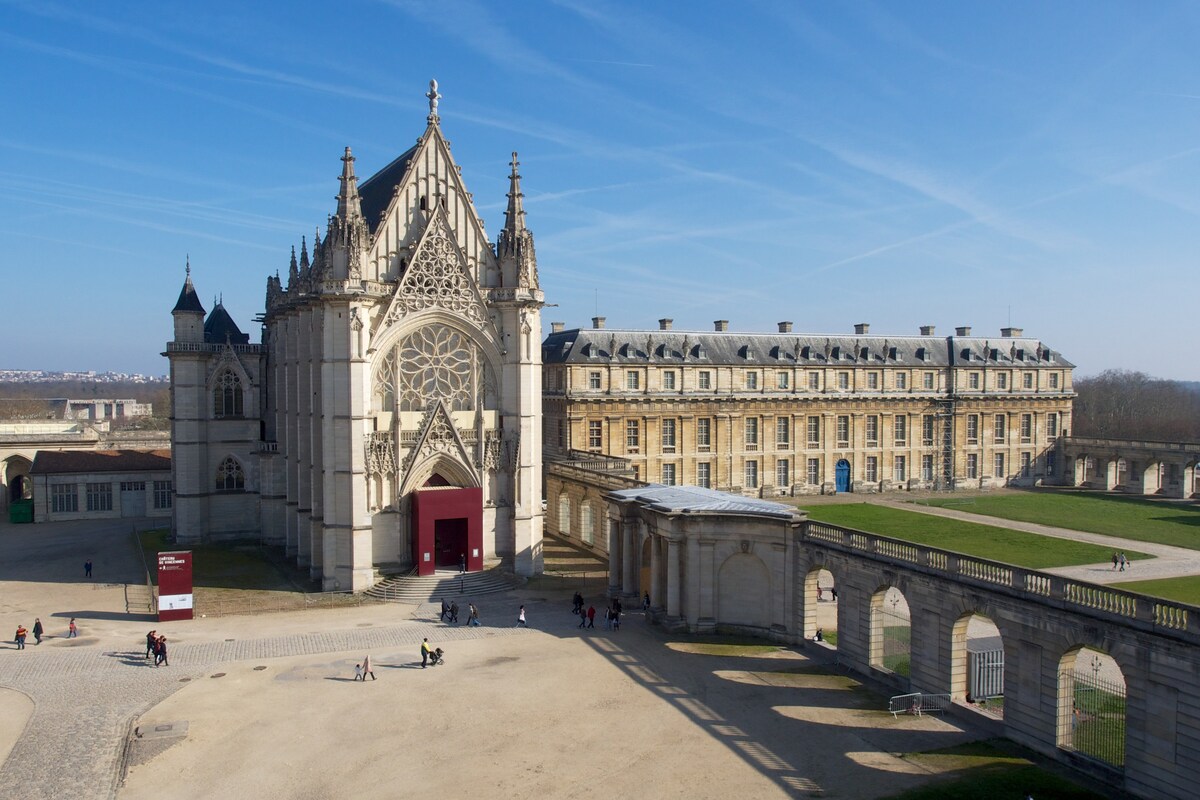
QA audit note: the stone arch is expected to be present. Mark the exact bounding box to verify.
[580,500,595,545]
[717,552,770,629]
[950,611,1004,705]
[4,455,33,504]
[802,565,838,645]
[399,451,479,497]
[1057,646,1127,770]
[869,585,911,686]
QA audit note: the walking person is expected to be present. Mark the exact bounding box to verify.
[612,607,621,631]
[32,618,43,645]
[1111,552,1119,571]
[354,663,364,681]
[1120,552,1130,571]
[449,600,459,624]
[84,559,93,579]
[1119,552,1127,572]
[578,607,587,629]
[155,636,169,667]
[517,605,527,627]
[145,630,157,659]
[440,598,450,622]
[421,638,432,668]
[572,592,583,615]
[468,603,480,627]
[586,605,596,629]
[68,618,78,639]
[362,654,376,681]
[14,625,27,650]
[459,553,466,574]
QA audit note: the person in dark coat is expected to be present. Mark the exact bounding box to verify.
[84,559,93,578]
[32,618,43,645]
[145,630,157,659]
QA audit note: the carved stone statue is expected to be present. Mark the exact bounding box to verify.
[426,79,441,118]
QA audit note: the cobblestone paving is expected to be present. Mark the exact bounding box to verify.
[0,619,530,800]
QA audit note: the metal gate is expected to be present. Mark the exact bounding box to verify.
[968,647,1004,699]
[1058,670,1126,769]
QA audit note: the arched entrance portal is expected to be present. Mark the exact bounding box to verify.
[411,473,483,577]
[835,459,851,493]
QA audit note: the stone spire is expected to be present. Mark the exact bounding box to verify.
[496,151,538,289]
[287,245,299,291]
[335,147,363,221]
[299,235,310,272]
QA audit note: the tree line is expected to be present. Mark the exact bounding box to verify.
[1072,370,1200,442]
[0,381,171,424]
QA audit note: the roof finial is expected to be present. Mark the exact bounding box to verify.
[185,254,191,277]
[426,79,441,122]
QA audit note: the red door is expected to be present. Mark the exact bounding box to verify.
[411,487,482,576]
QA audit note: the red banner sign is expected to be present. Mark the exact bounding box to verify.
[157,550,194,622]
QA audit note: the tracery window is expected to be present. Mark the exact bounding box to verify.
[213,369,244,417]
[383,324,492,412]
[216,456,245,492]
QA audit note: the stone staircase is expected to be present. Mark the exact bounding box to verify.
[366,566,520,603]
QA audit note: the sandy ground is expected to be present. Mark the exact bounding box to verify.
[0,688,33,767]
[120,608,983,800]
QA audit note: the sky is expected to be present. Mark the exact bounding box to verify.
[1,1,1198,380]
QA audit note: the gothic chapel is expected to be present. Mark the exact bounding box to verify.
[167,82,545,591]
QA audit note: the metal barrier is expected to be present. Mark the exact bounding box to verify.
[889,692,952,717]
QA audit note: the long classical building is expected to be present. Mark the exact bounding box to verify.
[542,318,1073,496]
[166,83,544,590]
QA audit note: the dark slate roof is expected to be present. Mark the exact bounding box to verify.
[608,484,801,520]
[542,328,1073,368]
[31,449,172,475]
[204,303,250,345]
[172,275,206,315]
[358,144,419,236]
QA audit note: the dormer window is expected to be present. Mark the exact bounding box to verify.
[694,344,707,360]
[740,345,755,360]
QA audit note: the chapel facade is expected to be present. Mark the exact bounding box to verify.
[166,83,545,591]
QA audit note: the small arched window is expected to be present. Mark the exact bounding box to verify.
[216,456,245,492]
[213,369,244,418]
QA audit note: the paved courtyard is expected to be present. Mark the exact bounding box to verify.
[0,518,996,800]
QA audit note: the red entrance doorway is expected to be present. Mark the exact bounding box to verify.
[411,485,482,577]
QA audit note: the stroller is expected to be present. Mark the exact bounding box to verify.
[429,647,446,666]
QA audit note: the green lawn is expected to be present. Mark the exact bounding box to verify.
[137,529,308,591]
[805,504,1151,569]
[883,740,1109,800]
[919,490,1200,550]
[1110,576,1200,605]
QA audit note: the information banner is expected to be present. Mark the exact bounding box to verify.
[157,550,194,621]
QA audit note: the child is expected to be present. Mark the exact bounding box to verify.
[68,618,78,638]
[354,663,364,681]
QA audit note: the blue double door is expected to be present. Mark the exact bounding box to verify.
[835,459,851,493]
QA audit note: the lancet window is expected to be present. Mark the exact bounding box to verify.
[213,369,244,417]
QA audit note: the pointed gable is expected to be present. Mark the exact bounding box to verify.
[382,205,489,328]
[361,124,497,284]
[400,400,478,481]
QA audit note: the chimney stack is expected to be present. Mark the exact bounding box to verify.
[919,325,935,336]
[854,322,870,334]
[778,321,793,333]
[955,326,972,336]
[591,316,606,329]
[658,318,673,331]
[1000,326,1023,338]
[550,322,565,334]
[714,320,729,332]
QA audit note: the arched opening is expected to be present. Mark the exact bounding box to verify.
[835,459,851,493]
[717,553,769,629]
[1057,647,1126,769]
[870,586,910,685]
[951,613,1004,713]
[1115,458,1128,487]
[409,465,483,577]
[5,456,33,503]
[639,536,651,604]
[580,501,594,545]
[802,567,837,648]
[558,494,571,538]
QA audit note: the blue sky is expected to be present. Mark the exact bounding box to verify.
[2,1,1197,379]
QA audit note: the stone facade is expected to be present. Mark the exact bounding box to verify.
[543,320,1073,496]
[29,449,172,522]
[166,84,544,590]
[1061,436,1200,497]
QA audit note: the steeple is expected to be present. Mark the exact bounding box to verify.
[336,147,363,221]
[503,152,526,238]
[496,151,538,289]
[299,236,310,272]
[287,245,299,291]
[172,256,205,315]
